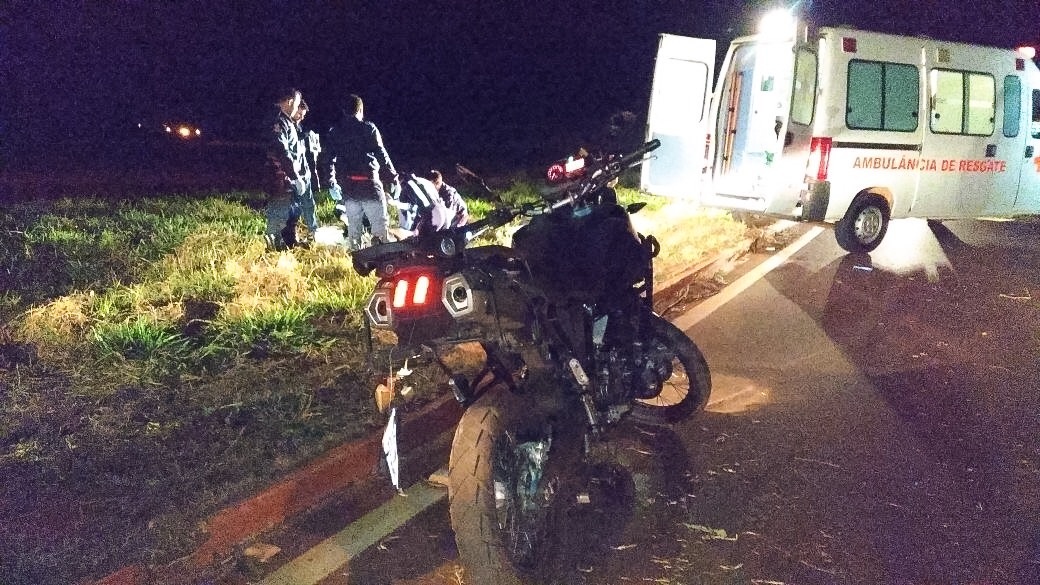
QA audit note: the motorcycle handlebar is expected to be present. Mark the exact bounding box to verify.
[616,138,661,170]
[461,139,660,232]
[350,140,661,276]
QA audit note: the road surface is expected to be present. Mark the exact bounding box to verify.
[248,217,1040,585]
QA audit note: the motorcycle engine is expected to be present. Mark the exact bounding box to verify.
[634,347,672,399]
[594,334,671,409]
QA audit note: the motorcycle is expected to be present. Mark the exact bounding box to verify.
[352,138,711,584]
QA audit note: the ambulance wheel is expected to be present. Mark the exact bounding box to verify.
[835,195,889,253]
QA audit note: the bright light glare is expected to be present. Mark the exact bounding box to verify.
[704,374,774,414]
[393,280,409,308]
[869,218,951,278]
[413,276,430,305]
[177,126,192,138]
[758,8,796,40]
[1017,46,1037,59]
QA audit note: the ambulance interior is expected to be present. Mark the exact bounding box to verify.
[711,40,796,200]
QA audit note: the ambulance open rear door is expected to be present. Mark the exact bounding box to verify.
[641,34,716,199]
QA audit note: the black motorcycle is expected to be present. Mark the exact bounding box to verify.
[352,139,711,584]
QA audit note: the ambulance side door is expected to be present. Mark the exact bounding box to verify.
[991,72,1030,214]
[915,57,1007,218]
[641,34,716,198]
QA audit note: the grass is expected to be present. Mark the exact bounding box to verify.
[0,177,750,585]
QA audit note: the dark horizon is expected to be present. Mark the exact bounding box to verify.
[3,1,1039,173]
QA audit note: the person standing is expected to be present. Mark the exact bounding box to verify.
[427,169,469,228]
[265,87,312,248]
[290,99,319,241]
[321,94,400,250]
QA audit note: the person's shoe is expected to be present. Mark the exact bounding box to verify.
[280,225,298,249]
[263,233,285,251]
[344,234,363,252]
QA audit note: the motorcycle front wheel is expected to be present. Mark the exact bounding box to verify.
[447,388,567,585]
[628,314,712,425]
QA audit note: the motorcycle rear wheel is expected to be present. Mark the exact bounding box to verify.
[628,314,712,425]
[447,388,563,585]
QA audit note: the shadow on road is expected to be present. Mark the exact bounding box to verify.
[794,219,1040,584]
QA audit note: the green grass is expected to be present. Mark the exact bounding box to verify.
[0,182,749,585]
[0,190,393,585]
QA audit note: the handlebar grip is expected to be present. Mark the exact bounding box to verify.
[617,139,661,169]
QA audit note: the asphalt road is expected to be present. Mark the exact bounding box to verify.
[253,217,1040,585]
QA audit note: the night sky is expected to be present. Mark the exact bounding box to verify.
[3,0,1038,171]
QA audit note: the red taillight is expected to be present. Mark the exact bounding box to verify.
[391,274,434,308]
[392,279,409,308]
[842,37,857,53]
[808,136,832,181]
[413,275,431,305]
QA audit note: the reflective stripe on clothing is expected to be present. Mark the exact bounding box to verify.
[404,177,438,208]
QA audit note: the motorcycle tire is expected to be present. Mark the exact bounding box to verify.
[628,314,712,426]
[447,388,564,585]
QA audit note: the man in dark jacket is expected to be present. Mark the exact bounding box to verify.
[321,94,400,250]
[290,99,320,239]
[265,87,312,248]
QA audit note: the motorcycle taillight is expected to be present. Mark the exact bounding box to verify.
[365,270,445,329]
[392,274,434,309]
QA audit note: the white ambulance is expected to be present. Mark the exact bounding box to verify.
[642,15,1040,252]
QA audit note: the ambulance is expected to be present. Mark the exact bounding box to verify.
[642,12,1040,252]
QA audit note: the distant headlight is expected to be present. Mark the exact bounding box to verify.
[164,123,202,140]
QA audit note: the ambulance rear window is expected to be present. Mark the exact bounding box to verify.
[846,60,919,132]
[790,48,817,125]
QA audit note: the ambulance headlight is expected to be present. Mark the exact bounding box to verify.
[758,8,796,40]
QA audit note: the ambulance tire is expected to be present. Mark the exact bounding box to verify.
[835,195,889,254]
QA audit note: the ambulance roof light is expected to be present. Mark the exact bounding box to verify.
[758,8,797,41]
[1016,46,1036,59]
